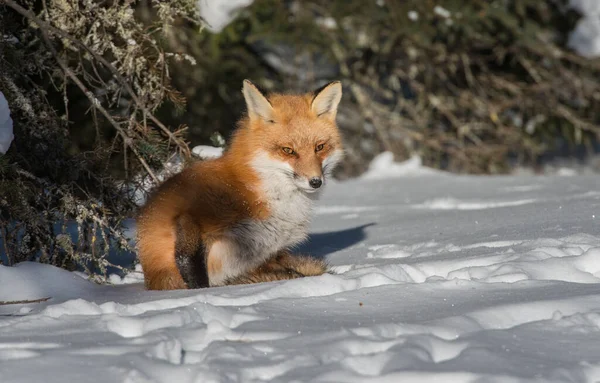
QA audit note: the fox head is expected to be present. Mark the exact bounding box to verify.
[239,80,344,194]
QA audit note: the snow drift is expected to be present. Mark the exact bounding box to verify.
[2,159,600,381]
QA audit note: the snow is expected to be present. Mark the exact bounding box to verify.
[0,91,14,155]
[125,155,184,206]
[3,159,600,381]
[123,146,223,206]
[197,0,254,33]
[315,17,337,30]
[569,0,600,57]
[362,152,443,179]
[433,6,451,19]
[191,145,224,159]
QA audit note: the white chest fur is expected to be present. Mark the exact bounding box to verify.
[234,152,317,259]
[229,173,315,259]
[259,185,314,249]
[212,184,314,286]
[208,152,319,285]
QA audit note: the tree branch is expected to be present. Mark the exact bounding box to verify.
[2,0,190,159]
[0,297,51,305]
[38,29,159,182]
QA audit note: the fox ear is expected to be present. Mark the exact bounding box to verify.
[242,80,274,122]
[311,81,342,118]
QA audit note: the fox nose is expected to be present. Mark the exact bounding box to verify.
[309,177,323,189]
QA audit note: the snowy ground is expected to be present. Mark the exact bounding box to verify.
[569,0,600,58]
[2,156,600,382]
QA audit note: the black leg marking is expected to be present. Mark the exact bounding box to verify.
[175,219,209,289]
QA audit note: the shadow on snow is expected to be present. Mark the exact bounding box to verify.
[296,223,375,259]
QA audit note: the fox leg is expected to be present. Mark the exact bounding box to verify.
[174,214,209,288]
[137,219,187,290]
[224,251,328,286]
[269,251,329,277]
[144,267,187,290]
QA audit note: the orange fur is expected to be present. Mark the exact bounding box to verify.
[136,157,264,289]
[136,80,343,290]
[231,89,343,182]
[225,252,329,286]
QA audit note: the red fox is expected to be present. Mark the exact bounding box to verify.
[136,80,344,290]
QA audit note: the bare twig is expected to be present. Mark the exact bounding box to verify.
[556,105,600,134]
[0,297,51,305]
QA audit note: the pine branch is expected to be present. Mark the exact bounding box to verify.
[35,27,160,183]
[2,0,190,159]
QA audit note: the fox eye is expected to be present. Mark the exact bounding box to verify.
[315,143,325,152]
[282,147,295,155]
